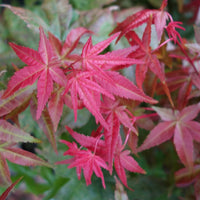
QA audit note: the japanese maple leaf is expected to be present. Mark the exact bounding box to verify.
[3,27,66,119]
[125,18,174,106]
[100,97,137,173]
[138,104,200,169]
[114,137,145,188]
[64,70,114,129]
[64,67,156,129]
[58,139,108,188]
[126,18,165,89]
[80,33,142,71]
[110,0,170,42]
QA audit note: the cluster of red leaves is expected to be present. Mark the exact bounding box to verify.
[2,25,153,188]
[1,0,200,197]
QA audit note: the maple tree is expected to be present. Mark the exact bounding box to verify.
[0,0,200,199]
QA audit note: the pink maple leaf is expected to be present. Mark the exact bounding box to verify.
[126,18,165,89]
[138,104,200,169]
[3,27,66,119]
[80,33,142,71]
[101,97,137,173]
[64,70,114,129]
[114,137,145,188]
[58,139,108,188]
[110,0,171,42]
[63,34,157,128]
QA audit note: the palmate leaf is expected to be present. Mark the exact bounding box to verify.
[81,33,142,71]
[138,105,200,169]
[65,71,114,129]
[48,26,92,69]
[3,27,66,119]
[110,0,170,42]
[66,148,108,189]
[59,138,108,188]
[101,97,137,173]
[126,18,165,89]
[64,65,156,130]
[114,138,145,189]
[101,97,137,133]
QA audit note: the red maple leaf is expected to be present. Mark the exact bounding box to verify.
[63,34,157,128]
[58,138,108,188]
[138,104,200,169]
[101,97,137,173]
[80,33,142,71]
[124,18,168,95]
[110,0,170,42]
[3,27,66,119]
[114,137,145,188]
